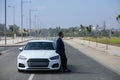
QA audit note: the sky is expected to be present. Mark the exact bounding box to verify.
[0,0,120,29]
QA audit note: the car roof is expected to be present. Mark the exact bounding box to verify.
[28,40,54,43]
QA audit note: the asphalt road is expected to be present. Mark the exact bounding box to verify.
[0,46,12,52]
[0,44,120,80]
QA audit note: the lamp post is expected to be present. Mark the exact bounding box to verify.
[8,5,15,41]
[29,9,39,39]
[8,6,15,27]
[4,0,7,45]
[29,9,31,39]
[21,0,31,41]
[21,0,23,41]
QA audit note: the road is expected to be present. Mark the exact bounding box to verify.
[0,44,120,80]
[0,46,12,52]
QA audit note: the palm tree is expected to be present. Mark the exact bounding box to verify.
[86,25,92,33]
[80,24,85,36]
[116,14,120,22]
[116,14,120,37]
[86,25,92,44]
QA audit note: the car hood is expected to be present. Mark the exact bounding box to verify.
[19,50,58,58]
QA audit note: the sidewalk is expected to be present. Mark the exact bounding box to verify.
[0,37,30,46]
[72,38,120,57]
[0,37,56,46]
[64,38,120,75]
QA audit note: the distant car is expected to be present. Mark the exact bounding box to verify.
[17,40,61,72]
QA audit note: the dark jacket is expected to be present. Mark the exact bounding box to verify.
[56,37,65,55]
[56,37,67,70]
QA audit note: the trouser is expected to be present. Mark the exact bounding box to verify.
[60,54,67,70]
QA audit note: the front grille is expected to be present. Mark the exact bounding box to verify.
[27,59,49,67]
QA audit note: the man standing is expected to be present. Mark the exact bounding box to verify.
[56,32,69,72]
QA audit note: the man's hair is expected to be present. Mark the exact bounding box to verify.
[58,31,63,36]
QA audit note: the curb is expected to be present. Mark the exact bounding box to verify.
[0,39,30,47]
[73,39,120,57]
[87,45,120,57]
[0,44,25,47]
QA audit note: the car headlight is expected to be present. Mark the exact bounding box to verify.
[18,55,27,60]
[50,55,59,60]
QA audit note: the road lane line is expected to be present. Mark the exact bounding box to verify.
[28,74,34,80]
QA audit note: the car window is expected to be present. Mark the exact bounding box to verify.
[24,42,55,50]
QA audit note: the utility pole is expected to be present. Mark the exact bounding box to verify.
[4,0,7,45]
[29,9,39,39]
[29,9,31,39]
[8,5,15,40]
[21,0,31,40]
[103,21,109,50]
[37,17,40,39]
[96,25,99,47]
[34,15,37,39]
[21,0,23,41]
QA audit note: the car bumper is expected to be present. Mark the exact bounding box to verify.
[17,58,61,71]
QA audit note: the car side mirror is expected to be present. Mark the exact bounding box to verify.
[19,47,23,51]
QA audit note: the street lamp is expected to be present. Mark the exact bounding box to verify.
[8,5,15,40]
[21,0,31,41]
[29,9,39,39]
[4,0,7,45]
[21,0,23,41]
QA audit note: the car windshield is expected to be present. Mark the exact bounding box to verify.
[24,42,55,50]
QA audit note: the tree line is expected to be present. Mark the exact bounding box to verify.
[0,14,120,38]
[0,24,29,37]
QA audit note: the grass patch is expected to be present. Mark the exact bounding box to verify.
[84,37,120,47]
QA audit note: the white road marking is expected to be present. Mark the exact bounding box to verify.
[28,74,34,80]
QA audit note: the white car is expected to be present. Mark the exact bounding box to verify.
[17,40,61,72]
